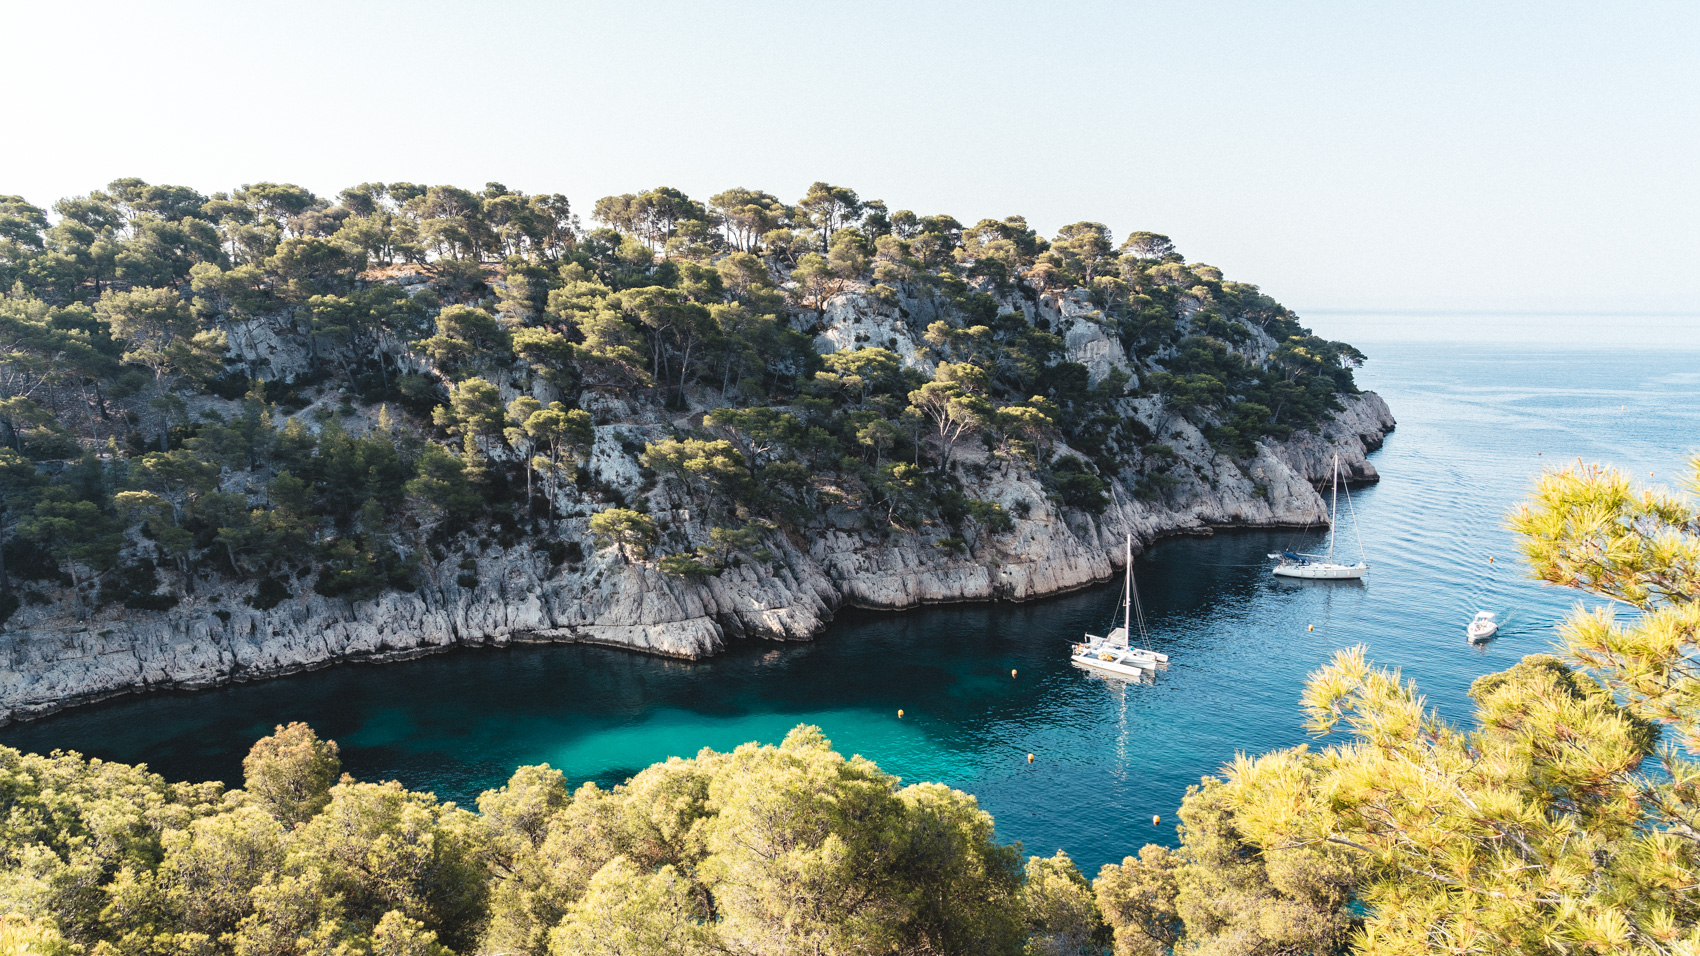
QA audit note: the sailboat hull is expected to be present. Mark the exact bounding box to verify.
[1272,562,1367,580]
[1271,453,1368,580]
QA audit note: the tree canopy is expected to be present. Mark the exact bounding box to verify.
[0,175,1363,624]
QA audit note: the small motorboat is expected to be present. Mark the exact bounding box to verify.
[1466,611,1498,642]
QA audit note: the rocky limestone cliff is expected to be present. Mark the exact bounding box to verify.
[0,389,1393,726]
[0,274,1395,725]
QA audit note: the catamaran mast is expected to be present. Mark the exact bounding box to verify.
[1327,454,1339,562]
[1123,534,1132,637]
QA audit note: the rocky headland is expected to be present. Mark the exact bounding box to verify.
[0,279,1393,726]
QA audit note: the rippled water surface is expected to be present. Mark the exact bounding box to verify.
[6,342,1699,873]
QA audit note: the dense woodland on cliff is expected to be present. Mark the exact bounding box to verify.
[1,459,1696,956]
[0,178,1364,624]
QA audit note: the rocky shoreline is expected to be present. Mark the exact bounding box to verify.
[0,391,1393,727]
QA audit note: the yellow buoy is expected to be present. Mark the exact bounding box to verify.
[1011,669,1018,678]
[1027,753,1035,764]
[1308,624,1314,632]
[897,709,904,718]
[1153,815,1161,826]
[1488,556,1494,564]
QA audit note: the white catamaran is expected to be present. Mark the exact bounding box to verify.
[1270,453,1368,580]
[1072,534,1169,679]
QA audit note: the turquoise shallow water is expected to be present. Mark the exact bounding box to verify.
[4,342,1699,873]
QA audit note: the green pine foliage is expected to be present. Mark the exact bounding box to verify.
[0,722,1090,956]
[1090,458,1700,955]
[0,178,1364,614]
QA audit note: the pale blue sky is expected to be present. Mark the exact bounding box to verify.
[5,0,1697,342]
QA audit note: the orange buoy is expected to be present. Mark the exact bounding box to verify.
[1308,624,1314,632]
[897,709,904,718]
[1488,556,1494,564]
[1153,815,1161,825]
[1027,753,1035,764]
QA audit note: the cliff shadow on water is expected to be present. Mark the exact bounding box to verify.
[0,514,1377,802]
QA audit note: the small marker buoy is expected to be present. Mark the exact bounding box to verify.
[1153,815,1161,825]
[1308,624,1314,632]
[897,709,904,718]
[1011,669,1018,678]
[1027,753,1035,763]
[1488,556,1494,564]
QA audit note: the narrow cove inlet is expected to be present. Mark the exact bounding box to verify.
[5,342,1696,874]
[5,10,1695,949]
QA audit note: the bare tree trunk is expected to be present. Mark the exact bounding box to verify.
[675,340,697,408]
[154,373,171,451]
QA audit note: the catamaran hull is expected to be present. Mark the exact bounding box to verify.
[1083,633,1168,664]
[1273,563,1367,580]
[1071,655,1148,679]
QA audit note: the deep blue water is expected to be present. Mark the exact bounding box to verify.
[4,342,1698,873]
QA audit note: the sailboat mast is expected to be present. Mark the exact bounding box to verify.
[1327,454,1339,562]
[1123,534,1131,636]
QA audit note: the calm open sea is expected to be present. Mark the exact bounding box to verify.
[4,341,1698,873]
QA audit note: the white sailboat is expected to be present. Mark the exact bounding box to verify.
[1072,534,1169,679]
[1270,453,1368,580]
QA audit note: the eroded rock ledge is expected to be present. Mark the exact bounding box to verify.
[0,392,1393,726]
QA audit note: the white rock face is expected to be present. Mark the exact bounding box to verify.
[807,284,1138,387]
[812,293,936,372]
[1040,288,1135,385]
[0,390,1394,726]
